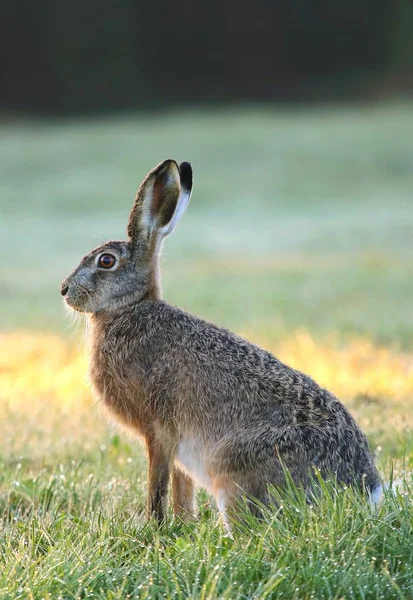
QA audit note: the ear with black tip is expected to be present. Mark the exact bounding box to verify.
[179,162,193,196]
[160,161,193,237]
[127,159,193,247]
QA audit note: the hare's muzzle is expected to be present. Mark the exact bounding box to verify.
[60,274,93,313]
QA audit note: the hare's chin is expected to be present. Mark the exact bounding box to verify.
[64,299,88,313]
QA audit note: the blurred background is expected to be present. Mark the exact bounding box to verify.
[2,0,413,114]
[1,6,413,593]
[1,0,413,341]
[1,0,413,501]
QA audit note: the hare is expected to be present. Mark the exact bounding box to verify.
[61,159,382,531]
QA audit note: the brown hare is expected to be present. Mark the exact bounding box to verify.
[61,159,382,532]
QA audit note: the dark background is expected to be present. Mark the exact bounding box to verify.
[2,0,412,116]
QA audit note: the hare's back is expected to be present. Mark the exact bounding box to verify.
[139,300,336,413]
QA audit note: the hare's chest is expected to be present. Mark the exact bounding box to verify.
[90,347,149,427]
[175,437,212,491]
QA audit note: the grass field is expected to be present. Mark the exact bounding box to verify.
[1,102,413,598]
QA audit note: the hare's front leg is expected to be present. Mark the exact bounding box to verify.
[146,438,172,522]
[172,467,196,520]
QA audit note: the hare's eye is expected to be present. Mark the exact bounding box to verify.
[98,253,116,269]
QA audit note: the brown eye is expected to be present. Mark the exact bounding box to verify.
[98,253,116,269]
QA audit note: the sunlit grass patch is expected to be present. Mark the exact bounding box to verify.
[0,330,89,407]
[1,330,412,466]
[3,330,413,406]
[0,331,100,462]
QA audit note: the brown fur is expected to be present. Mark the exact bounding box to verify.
[61,159,381,530]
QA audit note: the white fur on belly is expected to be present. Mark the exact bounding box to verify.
[175,438,212,491]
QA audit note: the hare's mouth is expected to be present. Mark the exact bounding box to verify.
[64,285,91,312]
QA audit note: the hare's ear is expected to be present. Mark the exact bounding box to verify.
[127,159,193,246]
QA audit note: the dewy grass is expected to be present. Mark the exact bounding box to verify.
[0,331,412,597]
[0,463,412,598]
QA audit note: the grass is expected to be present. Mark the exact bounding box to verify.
[1,331,412,599]
[1,102,413,598]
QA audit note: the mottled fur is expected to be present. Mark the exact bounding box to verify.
[61,159,381,530]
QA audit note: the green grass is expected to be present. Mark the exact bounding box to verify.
[0,439,412,599]
[1,102,413,598]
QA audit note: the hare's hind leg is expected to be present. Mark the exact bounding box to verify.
[214,485,234,537]
[172,467,196,521]
[212,473,271,537]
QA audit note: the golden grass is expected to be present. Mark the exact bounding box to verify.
[0,331,90,407]
[1,330,412,461]
[0,332,99,461]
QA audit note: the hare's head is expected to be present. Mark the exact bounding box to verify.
[61,159,192,313]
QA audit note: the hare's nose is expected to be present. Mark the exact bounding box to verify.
[60,283,69,296]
